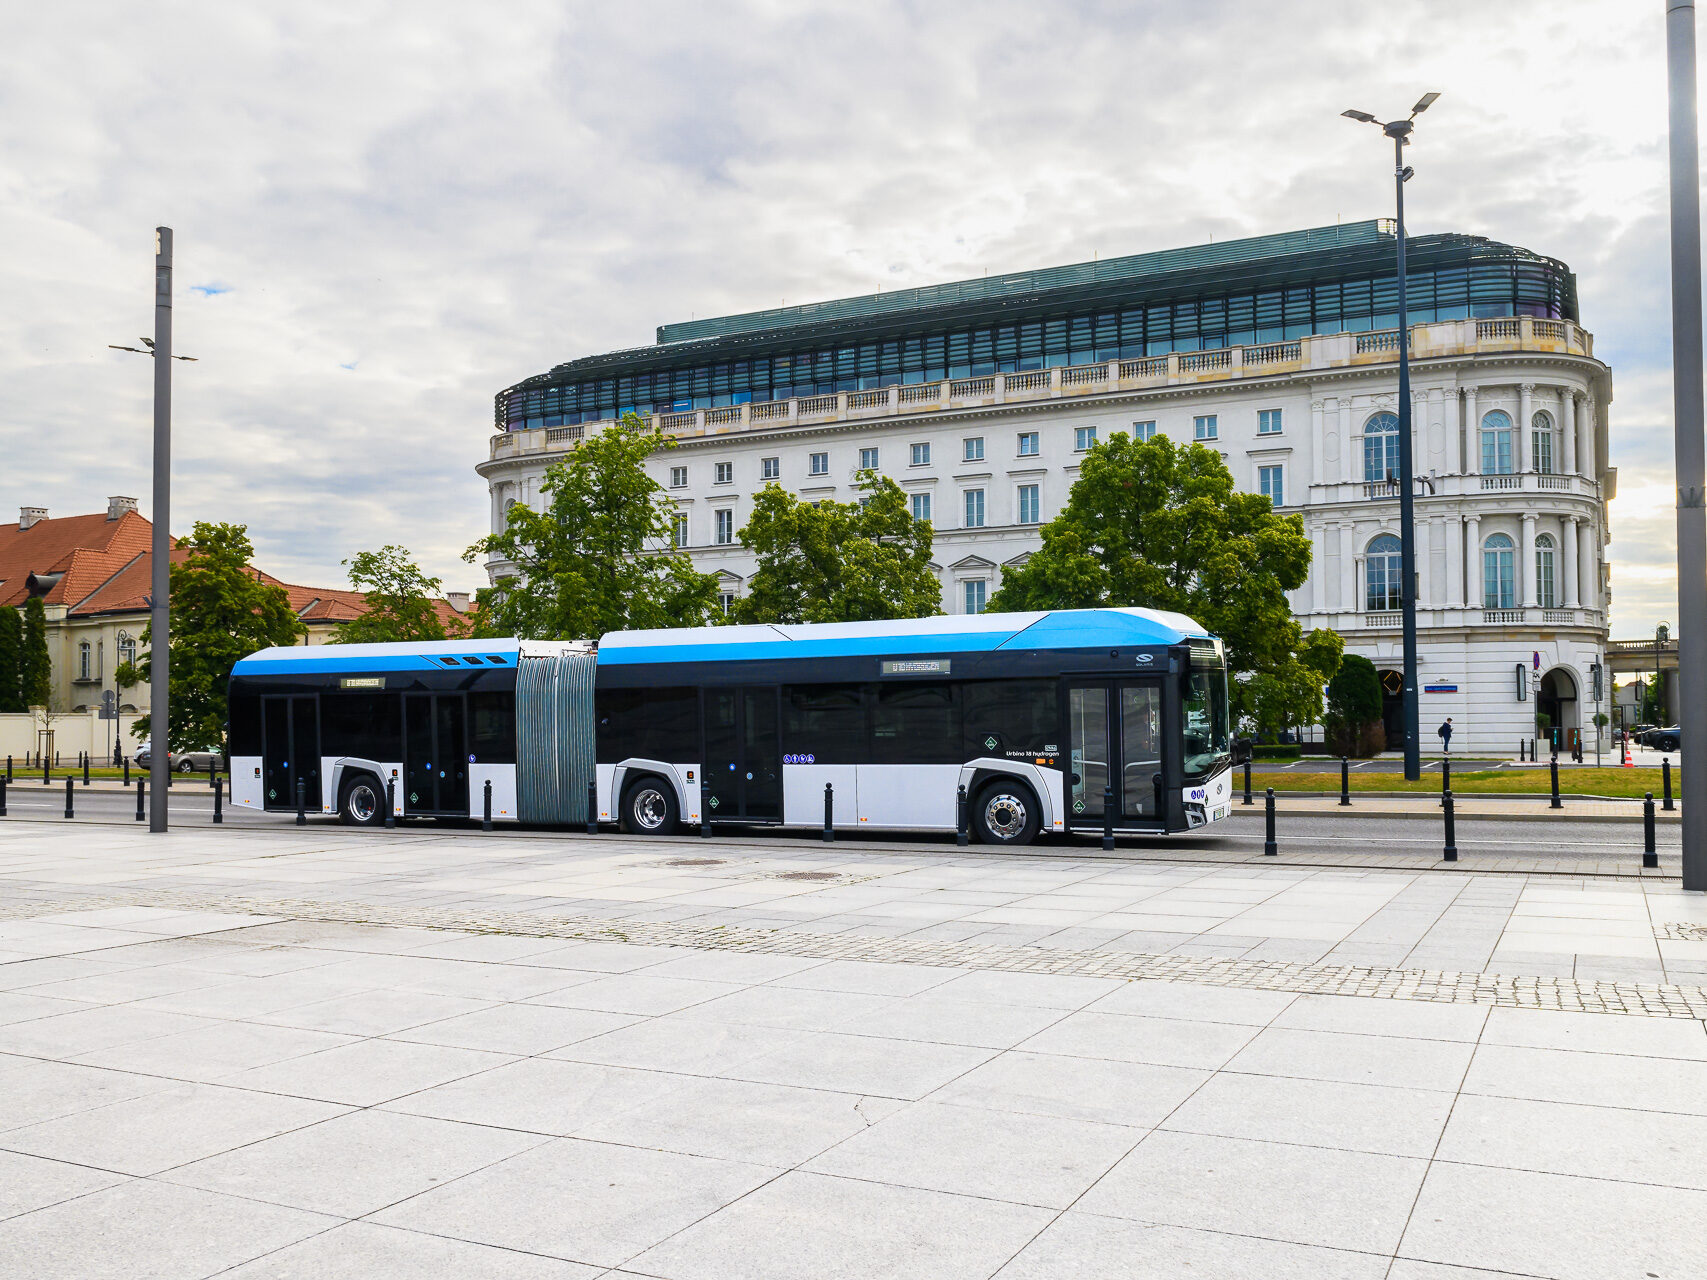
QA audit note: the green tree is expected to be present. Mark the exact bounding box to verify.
[464,414,719,639]
[130,522,305,750]
[331,545,464,644]
[735,473,943,624]
[1325,652,1384,757]
[0,606,22,712]
[986,432,1340,714]
[20,595,50,709]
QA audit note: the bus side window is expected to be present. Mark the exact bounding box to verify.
[782,685,864,762]
[870,683,960,765]
[963,679,1057,759]
[320,693,401,761]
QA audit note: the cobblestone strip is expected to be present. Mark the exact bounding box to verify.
[7,886,1707,1021]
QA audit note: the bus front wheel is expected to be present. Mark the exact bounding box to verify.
[339,774,386,827]
[973,781,1040,847]
[622,777,679,836]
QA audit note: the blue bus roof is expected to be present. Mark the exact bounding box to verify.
[230,609,1215,677]
[596,608,1212,666]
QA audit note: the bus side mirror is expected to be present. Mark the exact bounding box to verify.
[1232,737,1253,765]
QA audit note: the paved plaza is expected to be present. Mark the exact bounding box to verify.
[1,819,1706,1277]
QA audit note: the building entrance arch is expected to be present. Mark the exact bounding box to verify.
[1538,667,1579,754]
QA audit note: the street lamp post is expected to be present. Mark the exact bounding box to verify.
[109,228,195,833]
[1343,93,1440,783]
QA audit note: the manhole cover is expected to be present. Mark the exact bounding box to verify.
[664,858,725,867]
[776,870,841,881]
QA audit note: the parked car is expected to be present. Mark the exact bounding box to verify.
[1649,726,1681,753]
[133,742,225,773]
[1627,724,1656,746]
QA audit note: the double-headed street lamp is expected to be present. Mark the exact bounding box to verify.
[108,228,191,832]
[1342,92,1441,783]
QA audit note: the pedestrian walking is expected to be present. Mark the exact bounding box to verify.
[1437,717,1453,754]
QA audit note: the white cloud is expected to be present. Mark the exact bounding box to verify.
[0,0,1689,633]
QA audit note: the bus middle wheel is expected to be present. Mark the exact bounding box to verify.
[974,781,1040,846]
[622,777,679,836]
[339,774,386,827]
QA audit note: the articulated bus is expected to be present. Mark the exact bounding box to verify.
[226,607,1235,845]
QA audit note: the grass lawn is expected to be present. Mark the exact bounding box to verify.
[1261,768,1668,799]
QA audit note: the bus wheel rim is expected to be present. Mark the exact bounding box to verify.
[985,793,1026,839]
[635,789,667,829]
[350,785,377,822]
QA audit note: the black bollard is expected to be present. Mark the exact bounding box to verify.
[122,756,129,788]
[212,772,223,824]
[587,780,598,835]
[700,777,712,838]
[385,777,396,828]
[1242,759,1252,806]
[43,753,49,785]
[1443,790,1458,861]
[82,753,90,787]
[1550,755,1562,810]
[135,777,145,822]
[1440,756,1451,807]
[64,776,74,819]
[1263,788,1277,856]
[1102,784,1115,851]
[822,782,834,843]
[956,784,969,847]
[1339,756,1351,807]
[4,755,10,782]
[482,779,493,832]
[1663,758,1675,812]
[0,776,6,817]
[295,778,306,826]
[1644,793,1658,868]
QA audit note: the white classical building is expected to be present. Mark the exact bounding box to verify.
[480,221,1613,753]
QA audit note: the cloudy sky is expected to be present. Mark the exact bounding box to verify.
[0,0,1686,633]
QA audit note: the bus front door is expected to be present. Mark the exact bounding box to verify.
[261,694,321,812]
[702,686,781,821]
[403,693,468,816]
[1065,679,1165,829]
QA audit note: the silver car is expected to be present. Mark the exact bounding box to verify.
[133,742,225,773]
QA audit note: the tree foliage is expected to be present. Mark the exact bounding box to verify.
[734,473,943,624]
[130,522,306,750]
[332,545,464,644]
[986,432,1340,723]
[464,414,719,639]
[1325,652,1385,757]
[20,596,50,709]
[0,606,22,713]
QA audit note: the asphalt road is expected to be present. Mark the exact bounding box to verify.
[0,783,1677,862]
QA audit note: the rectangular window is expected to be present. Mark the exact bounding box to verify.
[669,466,687,488]
[672,513,689,548]
[964,579,988,614]
[718,592,735,615]
[596,687,698,764]
[1133,420,1157,441]
[1017,431,1039,456]
[1194,414,1218,440]
[715,510,733,544]
[469,691,518,765]
[963,436,984,462]
[871,682,961,764]
[1018,484,1040,524]
[319,692,403,762]
[1258,408,1283,435]
[1533,430,1553,475]
[714,461,732,485]
[782,683,866,761]
[964,488,985,528]
[910,442,931,466]
[859,447,880,471]
[1259,464,1284,507]
[910,492,932,523]
[962,679,1059,760]
[1074,425,1097,451]
[761,456,780,480]
[809,452,829,476]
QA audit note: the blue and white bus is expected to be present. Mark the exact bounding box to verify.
[227,607,1236,844]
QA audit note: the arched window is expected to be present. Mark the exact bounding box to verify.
[1535,532,1556,608]
[1363,413,1400,485]
[78,641,91,681]
[1366,533,1403,612]
[1483,533,1516,609]
[1532,410,1555,475]
[1481,410,1515,475]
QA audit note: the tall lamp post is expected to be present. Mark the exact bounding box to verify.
[1342,92,1441,783]
[109,228,195,832]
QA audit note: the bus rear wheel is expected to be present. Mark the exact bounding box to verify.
[973,781,1040,847]
[339,774,386,827]
[622,777,679,836]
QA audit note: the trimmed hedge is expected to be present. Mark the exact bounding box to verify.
[1251,744,1302,761]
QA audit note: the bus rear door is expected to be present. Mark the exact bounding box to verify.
[702,686,781,821]
[261,694,321,812]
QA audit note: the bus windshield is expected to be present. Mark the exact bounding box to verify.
[1181,659,1230,777]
